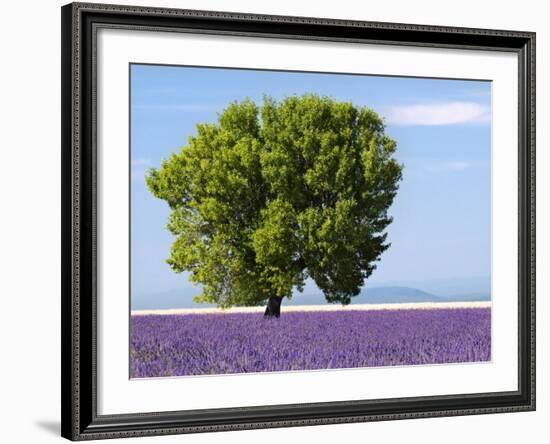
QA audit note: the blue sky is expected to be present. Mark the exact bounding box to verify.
[130,64,491,303]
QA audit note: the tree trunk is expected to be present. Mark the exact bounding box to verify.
[264,296,282,318]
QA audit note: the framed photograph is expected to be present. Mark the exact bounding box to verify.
[61,2,535,440]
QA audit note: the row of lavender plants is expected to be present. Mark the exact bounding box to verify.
[130,308,491,378]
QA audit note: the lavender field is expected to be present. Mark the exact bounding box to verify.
[130,308,491,378]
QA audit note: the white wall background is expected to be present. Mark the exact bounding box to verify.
[0,0,546,443]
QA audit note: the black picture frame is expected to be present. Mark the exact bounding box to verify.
[61,2,536,440]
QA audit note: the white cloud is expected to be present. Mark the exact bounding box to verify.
[445,161,472,170]
[131,157,151,167]
[131,170,147,180]
[385,101,490,126]
[421,160,489,174]
[131,158,153,182]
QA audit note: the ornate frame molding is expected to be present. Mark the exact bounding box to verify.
[61,2,535,440]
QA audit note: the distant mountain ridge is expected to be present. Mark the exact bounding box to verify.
[378,276,491,298]
[359,286,444,303]
[132,289,214,310]
[132,281,491,310]
[283,286,440,305]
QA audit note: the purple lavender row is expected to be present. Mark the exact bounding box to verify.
[130,308,491,378]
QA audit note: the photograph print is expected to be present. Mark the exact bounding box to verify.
[130,64,492,379]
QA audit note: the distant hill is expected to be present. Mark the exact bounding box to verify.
[132,280,491,310]
[285,286,443,305]
[357,286,445,304]
[131,289,214,310]
[379,276,491,299]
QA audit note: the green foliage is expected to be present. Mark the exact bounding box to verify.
[146,94,403,307]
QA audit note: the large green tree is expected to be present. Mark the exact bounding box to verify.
[146,94,403,316]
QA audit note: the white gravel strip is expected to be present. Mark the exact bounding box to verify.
[131,301,491,316]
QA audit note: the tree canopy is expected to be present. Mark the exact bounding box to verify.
[146,94,403,308]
